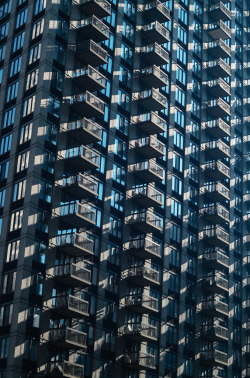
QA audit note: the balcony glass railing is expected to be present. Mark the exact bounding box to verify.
[129,266,160,284]
[202,118,230,134]
[202,204,229,221]
[202,249,229,267]
[203,161,230,176]
[76,15,110,39]
[136,88,167,106]
[201,300,228,314]
[57,232,94,253]
[62,174,98,195]
[204,58,230,74]
[53,294,89,315]
[65,145,100,167]
[201,350,228,364]
[67,118,102,139]
[54,263,91,283]
[205,20,231,37]
[125,293,158,311]
[135,135,165,154]
[125,352,155,368]
[143,0,170,19]
[207,78,230,93]
[135,65,168,84]
[138,42,169,61]
[203,140,230,156]
[131,210,162,230]
[203,227,229,243]
[59,202,96,223]
[73,39,108,62]
[69,91,104,112]
[50,327,87,347]
[209,2,231,19]
[71,65,107,87]
[124,322,157,339]
[132,184,163,204]
[203,275,229,290]
[202,325,228,339]
[206,39,231,56]
[130,160,164,179]
[202,183,229,198]
[142,21,170,40]
[128,237,161,257]
[131,111,166,131]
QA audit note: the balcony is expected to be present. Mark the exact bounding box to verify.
[57,203,96,229]
[138,43,169,65]
[52,295,89,318]
[128,266,160,286]
[205,39,231,59]
[66,118,102,144]
[131,112,166,135]
[73,40,108,66]
[201,204,229,224]
[131,184,163,207]
[49,327,87,349]
[76,16,110,42]
[203,161,230,181]
[202,119,230,138]
[204,58,231,78]
[201,325,228,341]
[245,322,250,332]
[135,65,168,88]
[123,322,157,342]
[200,300,228,317]
[205,20,231,40]
[68,92,104,117]
[64,145,100,172]
[71,66,106,91]
[206,98,231,118]
[56,233,94,257]
[202,227,229,247]
[244,98,250,111]
[244,255,250,266]
[209,2,231,22]
[129,159,164,183]
[135,135,165,158]
[128,210,162,233]
[63,361,85,378]
[78,0,111,18]
[203,140,230,159]
[203,275,229,294]
[207,78,231,98]
[124,352,155,370]
[61,174,98,199]
[200,351,228,366]
[142,0,170,22]
[201,183,230,202]
[125,294,159,314]
[127,237,161,259]
[201,249,229,269]
[142,21,170,44]
[134,88,167,111]
[244,345,250,355]
[54,263,91,287]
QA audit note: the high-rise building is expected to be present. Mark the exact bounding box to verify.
[0,0,249,377]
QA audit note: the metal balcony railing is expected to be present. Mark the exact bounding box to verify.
[57,233,94,256]
[129,265,160,285]
[203,275,229,291]
[59,202,96,225]
[202,325,228,340]
[67,117,102,142]
[72,39,108,66]
[125,293,158,312]
[49,327,87,348]
[62,174,98,197]
[138,42,169,64]
[128,237,161,259]
[63,361,85,377]
[123,322,157,340]
[76,15,110,39]
[203,227,229,243]
[64,145,100,169]
[142,21,170,42]
[201,182,230,201]
[68,91,105,115]
[131,111,166,134]
[201,249,229,268]
[71,65,107,90]
[202,118,230,137]
[143,0,171,21]
[130,159,164,181]
[124,351,155,369]
[202,204,229,222]
[200,350,228,365]
[54,263,91,285]
[132,184,163,205]
[53,294,89,317]
[78,0,111,17]
[200,300,228,315]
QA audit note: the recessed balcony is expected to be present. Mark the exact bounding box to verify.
[68,91,104,117]
[78,0,111,18]
[138,43,169,65]
[128,210,162,233]
[131,112,167,135]
[201,182,230,202]
[56,233,94,257]
[203,161,230,181]
[66,118,102,144]
[203,140,230,159]
[63,361,85,378]
[202,119,230,138]
[124,352,155,370]
[201,325,228,341]
[49,327,87,349]
[142,21,170,44]
[203,275,229,294]
[73,40,108,66]
[142,0,170,22]
[125,294,159,314]
[202,227,229,247]
[123,322,157,342]
[209,2,231,22]
[64,145,100,172]
[204,39,231,59]
[54,263,91,287]
[200,248,229,269]
[201,204,229,224]
[204,58,231,78]
[200,300,228,317]
[61,174,98,199]
[58,203,96,229]
[128,266,160,286]
[131,184,163,207]
[200,351,228,367]
[205,20,231,40]
[135,88,167,111]
[127,237,161,259]
[71,66,106,91]
[129,159,164,183]
[206,98,231,118]
[135,135,165,158]
[76,16,110,42]
[206,78,231,98]
[52,295,89,318]
[135,65,168,88]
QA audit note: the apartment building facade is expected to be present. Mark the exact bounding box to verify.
[0,0,248,377]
